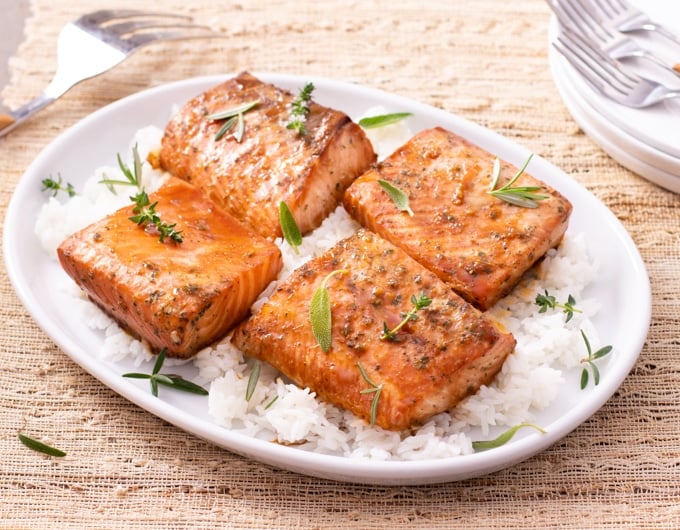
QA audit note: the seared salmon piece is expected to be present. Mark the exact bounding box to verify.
[232,229,515,431]
[57,177,282,359]
[158,71,376,240]
[343,127,573,310]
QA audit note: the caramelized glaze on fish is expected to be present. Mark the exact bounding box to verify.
[57,177,282,358]
[232,229,515,431]
[158,72,376,240]
[343,127,573,310]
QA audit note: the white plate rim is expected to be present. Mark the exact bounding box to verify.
[3,73,652,485]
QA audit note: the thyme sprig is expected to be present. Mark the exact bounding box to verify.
[358,112,412,129]
[488,154,548,208]
[279,201,302,253]
[378,179,414,216]
[357,362,383,426]
[41,174,76,197]
[380,292,432,341]
[471,423,546,451]
[579,330,613,389]
[206,100,260,142]
[99,144,144,194]
[123,348,208,397]
[129,190,183,243]
[18,433,66,457]
[535,290,582,323]
[309,269,348,352]
[287,82,315,135]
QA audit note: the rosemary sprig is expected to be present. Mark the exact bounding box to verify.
[18,433,66,457]
[129,190,183,244]
[380,292,432,341]
[287,82,315,135]
[378,179,414,216]
[357,362,383,426]
[488,154,548,208]
[358,112,412,129]
[41,174,76,197]
[99,144,144,194]
[471,423,546,451]
[535,290,582,323]
[279,201,302,253]
[123,348,208,397]
[579,330,613,389]
[309,269,348,352]
[206,100,260,142]
[246,361,261,402]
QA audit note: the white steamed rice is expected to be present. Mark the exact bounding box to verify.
[35,112,601,461]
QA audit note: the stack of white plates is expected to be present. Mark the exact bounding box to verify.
[547,0,680,193]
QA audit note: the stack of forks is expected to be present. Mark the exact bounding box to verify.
[546,0,680,193]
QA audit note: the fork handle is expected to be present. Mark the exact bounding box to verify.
[0,93,56,138]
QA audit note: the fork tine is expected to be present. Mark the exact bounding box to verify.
[124,27,225,49]
[554,28,636,97]
[102,20,216,39]
[76,9,191,28]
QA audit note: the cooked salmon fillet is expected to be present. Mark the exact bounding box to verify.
[343,127,573,310]
[158,71,376,240]
[57,177,282,359]
[231,229,515,431]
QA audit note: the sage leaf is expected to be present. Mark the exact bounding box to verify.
[279,201,302,253]
[19,433,66,457]
[472,422,545,451]
[309,269,347,352]
[246,361,261,401]
[310,283,332,352]
[377,179,414,216]
[358,112,412,129]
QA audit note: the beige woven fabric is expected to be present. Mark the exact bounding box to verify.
[1,0,679,528]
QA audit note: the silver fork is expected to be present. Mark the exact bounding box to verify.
[545,0,677,76]
[0,10,223,138]
[553,27,680,108]
[590,0,680,48]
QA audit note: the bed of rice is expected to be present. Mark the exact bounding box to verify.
[35,115,600,461]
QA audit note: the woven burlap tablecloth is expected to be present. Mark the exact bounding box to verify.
[1,1,679,528]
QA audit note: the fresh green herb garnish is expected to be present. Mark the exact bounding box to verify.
[287,82,315,135]
[357,362,383,426]
[206,100,260,142]
[488,154,548,208]
[358,112,412,129]
[18,433,66,457]
[99,144,144,194]
[279,201,302,253]
[579,330,613,389]
[380,292,432,341]
[535,290,582,323]
[309,269,348,352]
[264,395,279,410]
[378,179,414,216]
[123,348,208,397]
[471,423,546,451]
[41,174,76,197]
[129,190,183,243]
[246,361,261,402]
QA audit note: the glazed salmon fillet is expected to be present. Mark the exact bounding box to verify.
[231,229,515,431]
[57,177,282,359]
[343,127,573,310]
[158,72,376,240]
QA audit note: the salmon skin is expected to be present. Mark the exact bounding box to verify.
[158,71,376,240]
[232,229,515,432]
[343,127,573,310]
[57,177,282,359]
